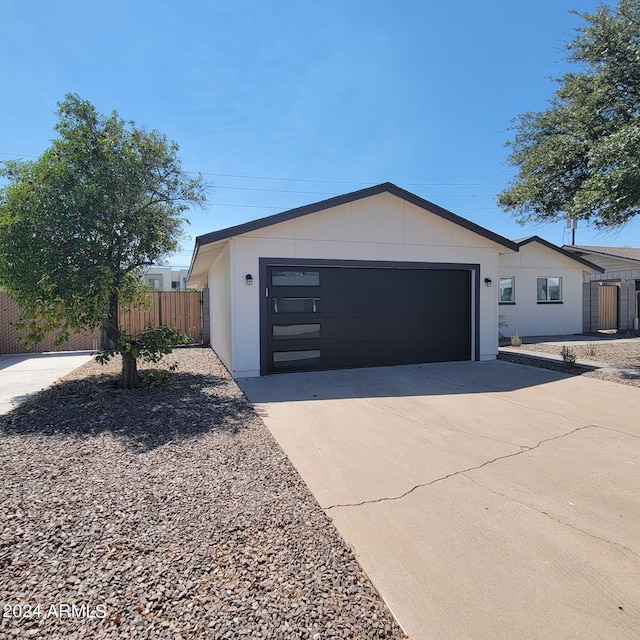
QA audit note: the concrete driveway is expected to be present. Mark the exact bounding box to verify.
[239,360,640,640]
[0,351,94,415]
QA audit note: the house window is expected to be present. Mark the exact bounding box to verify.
[537,277,562,302]
[171,281,180,290]
[147,277,162,290]
[499,277,515,303]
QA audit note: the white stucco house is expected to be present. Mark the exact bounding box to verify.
[188,183,520,378]
[498,237,603,338]
[142,266,190,291]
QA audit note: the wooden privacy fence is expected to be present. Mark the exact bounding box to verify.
[1,290,203,354]
[0,290,102,354]
[119,291,202,343]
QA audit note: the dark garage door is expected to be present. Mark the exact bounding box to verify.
[263,265,472,374]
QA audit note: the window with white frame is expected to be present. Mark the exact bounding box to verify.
[537,277,561,302]
[147,277,162,290]
[499,277,515,303]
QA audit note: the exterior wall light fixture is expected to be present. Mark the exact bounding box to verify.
[484,277,492,287]
[245,274,253,286]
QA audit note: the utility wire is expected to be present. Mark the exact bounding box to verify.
[0,150,506,188]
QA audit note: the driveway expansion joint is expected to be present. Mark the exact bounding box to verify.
[324,424,619,511]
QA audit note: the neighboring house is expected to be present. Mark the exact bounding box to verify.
[142,266,189,291]
[188,182,518,378]
[562,245,640,332]
[562,245,640,283]
[498,237,603,338]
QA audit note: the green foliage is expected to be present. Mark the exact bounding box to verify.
[499,0,640,228]
[141,365,179,386]
[561,346,577,364]
[0,93,207,348]
[95,325,190,366]
[510,332,522,347]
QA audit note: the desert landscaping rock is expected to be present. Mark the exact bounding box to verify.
[501,334,640,387]
[0,348,407,639]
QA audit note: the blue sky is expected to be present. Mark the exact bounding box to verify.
[2,0,635,267]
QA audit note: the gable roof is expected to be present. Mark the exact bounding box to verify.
[194,182,519,251]
[562,244,640,265]
[517,236,604,272]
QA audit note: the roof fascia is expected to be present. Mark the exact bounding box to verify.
[194,182,520,252]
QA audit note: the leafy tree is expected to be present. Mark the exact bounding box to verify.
[498,0,640,228]
[0,94,207,387]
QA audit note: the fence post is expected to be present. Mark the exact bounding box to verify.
[201,288,210,346]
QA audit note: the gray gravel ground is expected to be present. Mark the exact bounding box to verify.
[499,334,640,387]
[0,348,408,639]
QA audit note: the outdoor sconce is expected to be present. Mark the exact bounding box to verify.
[245,274,253,286]
[484,277,492,287]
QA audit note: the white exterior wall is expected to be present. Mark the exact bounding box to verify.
[208,243,232,371]
[499,242,587,337]
[225,192,504,377]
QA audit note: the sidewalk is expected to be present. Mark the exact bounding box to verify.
[0,351,94,415]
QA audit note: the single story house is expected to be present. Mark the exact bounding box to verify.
[498,237,603,338]
[188,182,519,378]
[562,245,640,283]
[562,245,640,331]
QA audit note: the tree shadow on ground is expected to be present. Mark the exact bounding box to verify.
[0,371,258,452]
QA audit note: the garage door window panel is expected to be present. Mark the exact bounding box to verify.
[271,270,320,286]
[272,350,321,370]
[272,297,320,314]
[272,324,321,340]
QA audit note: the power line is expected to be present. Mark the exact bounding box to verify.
[198,170,505,187]
[209,202,501,212]
[0,150,507,188]
[213,184,497,198]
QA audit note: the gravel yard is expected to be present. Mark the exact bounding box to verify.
[499,334,640,387]
[0,348,407,639]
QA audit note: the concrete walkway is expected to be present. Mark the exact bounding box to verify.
[0,351,94,415]
[239,360,640,640]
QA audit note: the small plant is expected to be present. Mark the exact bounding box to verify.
[510,332,522,347]
[561,346,577,365]
[583,342,598,358]
[96,325,190,387]
[142,363,179,385]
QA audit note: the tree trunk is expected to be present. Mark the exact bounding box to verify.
[106,290,139,389]
[121,351,139,389]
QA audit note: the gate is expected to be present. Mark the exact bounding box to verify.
[598,284,618,330]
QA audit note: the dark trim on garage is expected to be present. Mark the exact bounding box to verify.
[259,257,481,375]
[196,183,519,251]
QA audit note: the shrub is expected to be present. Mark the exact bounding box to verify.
[510,332,522,347]
[561,346,577,364]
